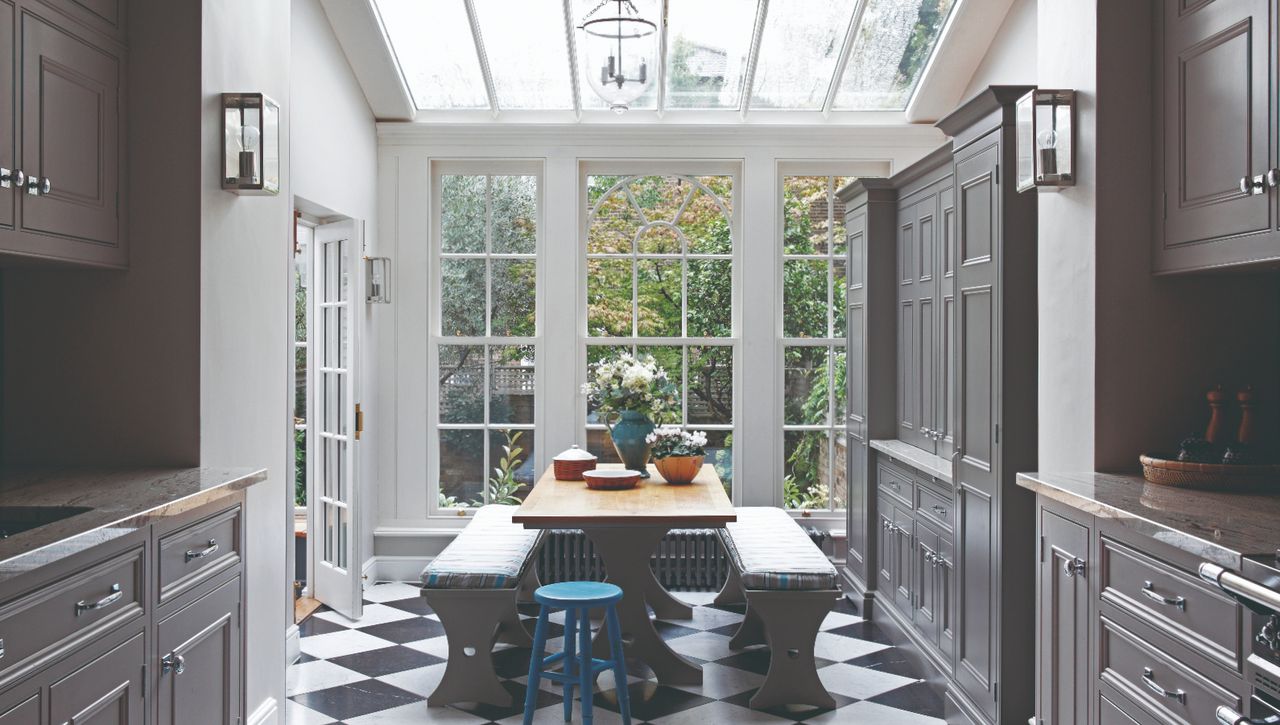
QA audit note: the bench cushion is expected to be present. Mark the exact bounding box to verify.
[719,507,838,591]
[422,505,543,589]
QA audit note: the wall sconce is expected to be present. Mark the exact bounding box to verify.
[1015,89,1076,193]
[365,257,391,304]
[222,93,280,195]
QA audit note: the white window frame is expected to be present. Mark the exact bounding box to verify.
[777,164,859,519]
[578,160,742,499]
[428,160,545,517]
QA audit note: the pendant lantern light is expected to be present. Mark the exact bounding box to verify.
[579,0,658,113]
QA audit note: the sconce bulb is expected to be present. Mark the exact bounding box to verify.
[1036,128,1058,150]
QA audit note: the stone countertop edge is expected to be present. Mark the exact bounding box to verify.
[870,439,954,484]
[0,466,268,582]
[1016,470,1280,569]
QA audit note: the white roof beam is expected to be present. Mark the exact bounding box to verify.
[822,0,869,117]
[739,0,769,120]
[563,0,583,118]
[462,0,501,118]
[656,0,669,117]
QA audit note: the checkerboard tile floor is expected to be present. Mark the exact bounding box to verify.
[287,582,946,724]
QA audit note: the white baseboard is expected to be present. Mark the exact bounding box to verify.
[286,624,301,665]
[248,697,279,725]
[369,555,432,583]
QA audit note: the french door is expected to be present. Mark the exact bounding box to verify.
[309,218,363,619]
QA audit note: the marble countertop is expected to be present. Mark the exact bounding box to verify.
[1016,471,1280,568]
[0,466,267,582]
[871,439,953,484]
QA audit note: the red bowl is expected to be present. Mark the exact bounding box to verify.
[582,469,642,490]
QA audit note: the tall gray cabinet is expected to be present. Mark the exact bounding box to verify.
[841,86,1038,725]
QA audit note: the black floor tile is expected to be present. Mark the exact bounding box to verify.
[327,644,445,678]
[868,680,946,718]
[354,616,446,644]
[593,681,713,720]
[652,620,701,640]
[713,649,834,676]
[448,679,560,721]
[826,620,895,645]
[299,615,348,638]
[844,648,922,678]
[290,679,424,721]
[722,688,856,722]
[382,596,435,616]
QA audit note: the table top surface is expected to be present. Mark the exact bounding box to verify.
[512,463,736,528]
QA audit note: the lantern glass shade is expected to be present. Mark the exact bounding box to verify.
[222,93,280,195]
[580,0,658,113]
[1015,89,1075,193]
[365,257,391,304]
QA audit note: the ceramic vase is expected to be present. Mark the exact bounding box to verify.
[654,455,704,485]
[610,410,655,477]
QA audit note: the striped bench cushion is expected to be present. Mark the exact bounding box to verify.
[718,507,838,591]
[421,505,544,590]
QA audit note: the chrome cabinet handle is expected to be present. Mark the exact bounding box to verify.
[1141,667,1185,702]
[1267,169,1280,188]
[185,539,219,562]
[0,168,22,189]
[1062,557,1086,578]
[25,175,49,196]
[1141,581,1186,610]
[1213,705,1273,725]
[931,504,948,517]
[75,583,122,616]
[161,652,186,675]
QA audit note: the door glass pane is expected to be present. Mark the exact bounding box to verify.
[750,0,857,109]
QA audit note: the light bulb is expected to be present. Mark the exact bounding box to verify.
[1036,128,1058,150]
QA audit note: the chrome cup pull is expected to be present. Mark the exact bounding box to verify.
[184,539,219,562]
[1141,581,1186,610]
[75,583,122,616]
[1141,667,1185,702]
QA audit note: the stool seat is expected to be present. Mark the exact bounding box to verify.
[533,581,623,607]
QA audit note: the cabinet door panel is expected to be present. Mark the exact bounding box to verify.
[156,577,242,725]
[877,502,895,592]
[1037,508,1090,725]
[956,483,996,721]
[937,533,956,668]
[1161,0,1273,258]
[50,632,144,725]
[913,521,940,649]
[0,0,13,232]
[0,692,39,724]
[19,12,121,252]
[916,201,938,444]
[938,185,956,460]
[893,505,914,614]
[897,203,917,446]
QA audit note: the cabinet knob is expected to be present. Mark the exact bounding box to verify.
[161,652,186,675]
[1267,169,1280,188]
[25,175,50,197]
[1241,175,1267,196]
[0,168,22,189]
[1062,557,1086,578]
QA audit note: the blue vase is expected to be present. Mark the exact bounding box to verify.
[610,410,655,478]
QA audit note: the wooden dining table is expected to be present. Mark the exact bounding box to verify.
[513,462,736,685]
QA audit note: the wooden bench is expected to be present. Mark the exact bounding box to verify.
[419,504,545,707]
[714,506,842,710]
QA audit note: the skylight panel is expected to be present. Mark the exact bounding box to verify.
[748,0,858,110]
[376,0,490,110]
[833,0,956,110]
[574,0,657,111]
[664,1,758,110]
[473,0,575,110]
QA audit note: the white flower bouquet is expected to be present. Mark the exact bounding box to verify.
[581,352,679,423]
[646,426,708,459]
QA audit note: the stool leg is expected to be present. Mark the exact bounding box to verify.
[578,609,594,725]
[562,607,577,723]
[605,604,632,725]
[523,606,551,725]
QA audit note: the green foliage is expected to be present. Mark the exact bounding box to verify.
[475,430,527,506]
[294,428,306,507]
[897,0,956,94]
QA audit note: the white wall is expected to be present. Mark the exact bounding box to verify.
[962,0,1037,99]
[291,0,381,575]
[200,0,292,721]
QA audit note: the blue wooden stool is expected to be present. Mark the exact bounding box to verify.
[523,581,631,725]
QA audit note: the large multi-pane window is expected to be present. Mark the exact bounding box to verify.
[583,173,736,495]
[433,170,539,510]
[781,176,853,511]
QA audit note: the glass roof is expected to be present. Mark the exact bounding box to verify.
[372,0,959,117]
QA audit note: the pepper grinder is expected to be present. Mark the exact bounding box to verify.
[1237,385,1257,445]
[1205,385,1227,445]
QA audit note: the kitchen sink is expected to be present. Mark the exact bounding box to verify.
[0,506,93,539]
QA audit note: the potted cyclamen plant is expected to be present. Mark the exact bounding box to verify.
[582,353,679,477]
[647,426,708,485]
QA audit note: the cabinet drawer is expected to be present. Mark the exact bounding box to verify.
[158,505,242,605]
[1100,616,1243,725]
[915,480,953,532]
[1100,535,1244,672]
[877,458,913,507]
[0,545,144,687]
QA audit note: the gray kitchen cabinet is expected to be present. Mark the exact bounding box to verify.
[1154,0,1278,273]
[0,685,39,724]
[155,576,242,725]
[0,0,126,267]
[50,631,145,725]
[913,517,941,651]
[1037,502,1090,725]
[877,494,898,598]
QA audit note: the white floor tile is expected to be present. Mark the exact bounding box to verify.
[497,703,629,725]
[299,629,396,659]
[671,662,765,700]
[345,701,488,724]
[286,659,368,696]
[375,662,448,699]
[688,606,744,631]
[817,662,918,700]
[671,591,719,607]
[808,700,946,725]
[284,699,337,725]
[649,700,794,725]
[362,582,425,603]
[402,635,451,659]
[665,631,734,661]
[819,611,865,631]
[814,630,889,662]
[316,602,418,628]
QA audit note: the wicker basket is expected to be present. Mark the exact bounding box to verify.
[1138,454,1280,491]
[553,445,598,481]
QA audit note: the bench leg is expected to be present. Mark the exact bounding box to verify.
[517,557,542,604]
[746,590,838,711]
[423,590,513,708]
[713,563,746,606]
[728,600,766,650]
